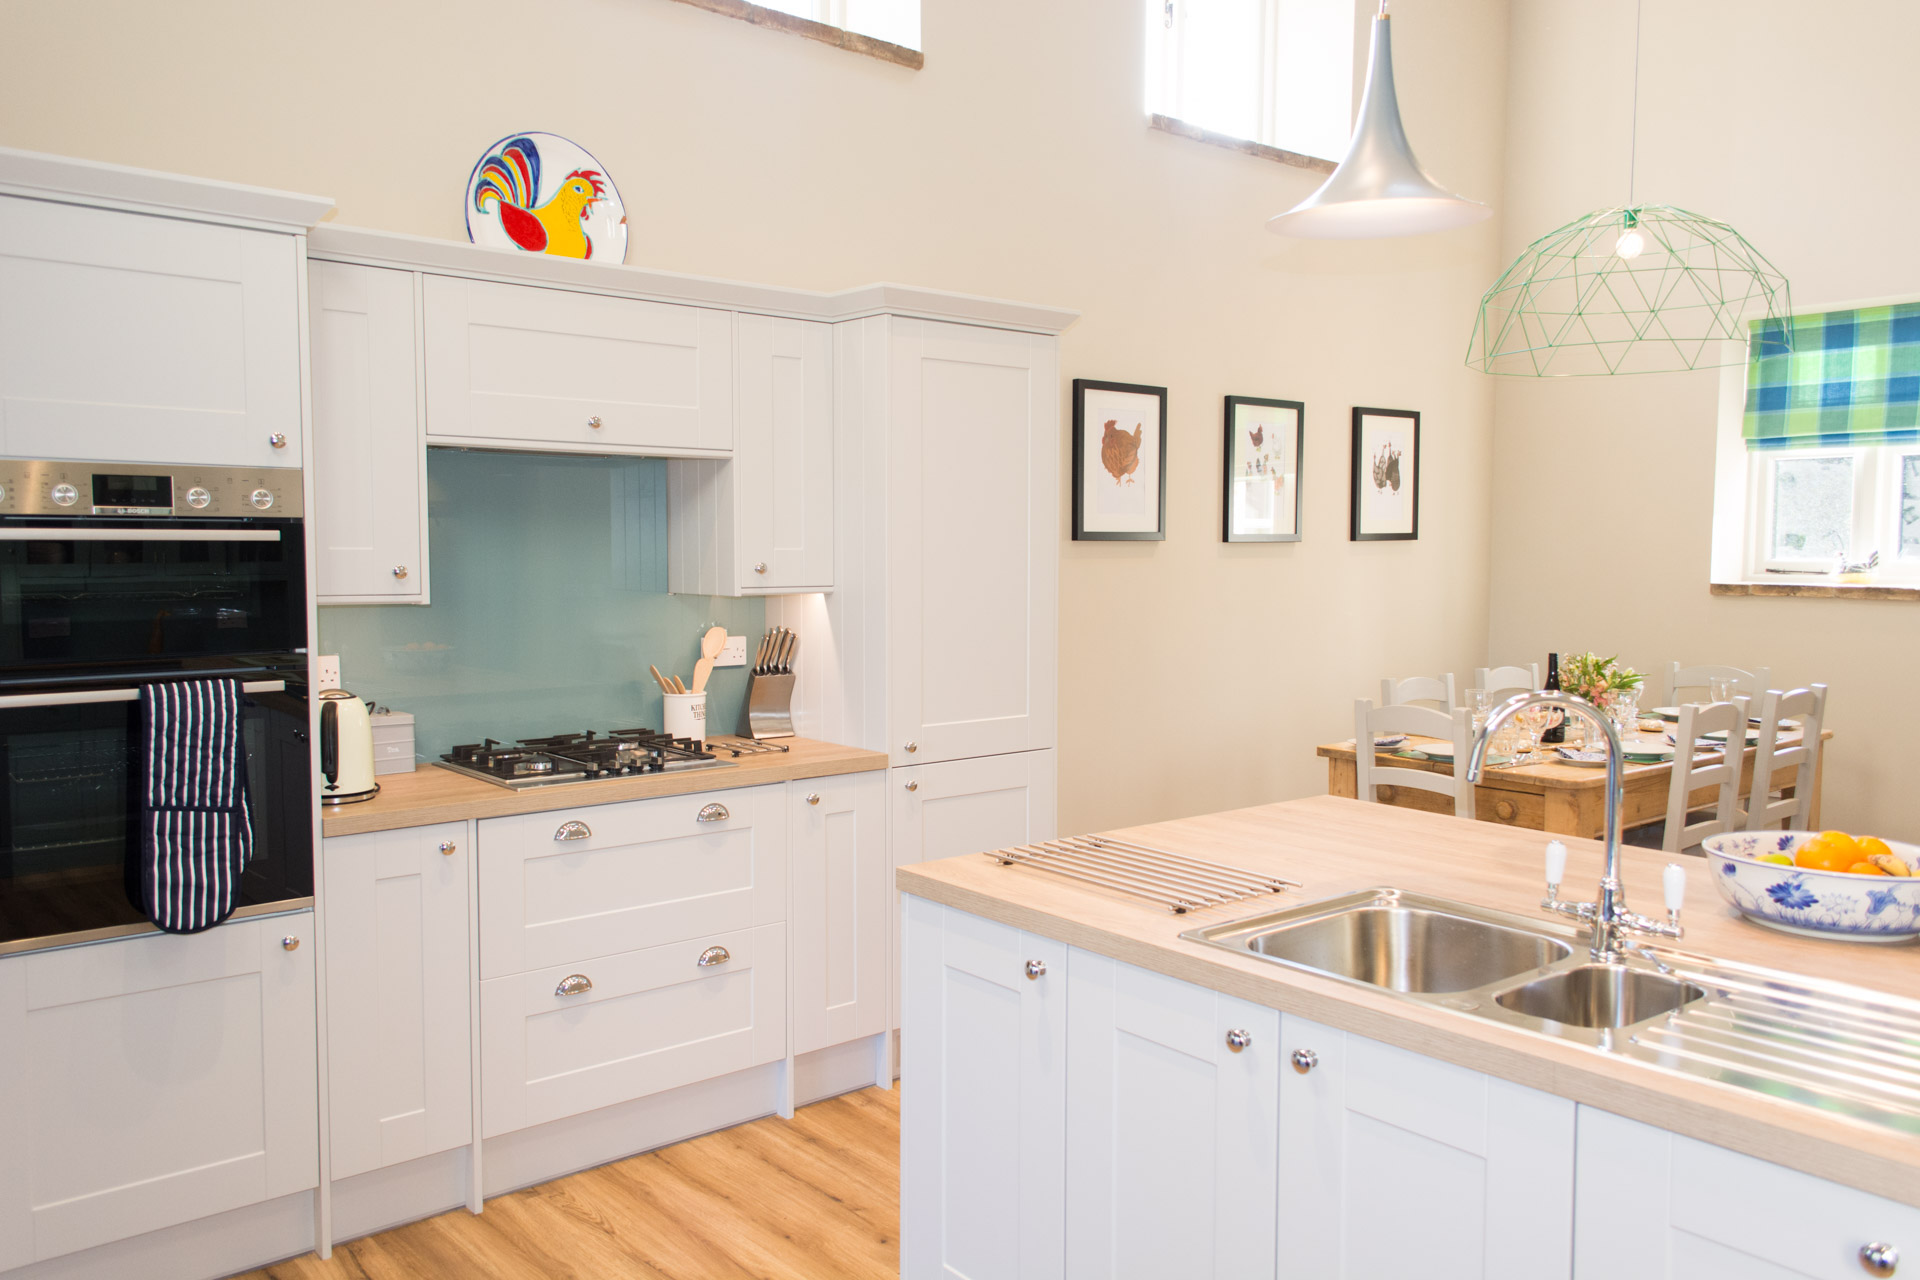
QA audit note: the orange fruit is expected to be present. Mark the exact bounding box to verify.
[1858,836,1895,863]
[1796,832,1860,872]
[1848,861,1890,876]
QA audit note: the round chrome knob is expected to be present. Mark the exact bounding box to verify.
[1861,1243,1899,1277]
[249,489,274,510]
[0,484,9,504]
[1226,1029,1252,1053]
[587,415,603,429]
[282,936,300,951]
[754,562,768,574]
[904,780,919,792]
[806,793,821,806]
[50,483,78,507]
[268,432,288,449]
[1291,1048,1319,1074]
[904,741,917,754]
[439,841,456,856]
[185,487,212,509]
[393,566,409,579]
[1024,959,1047,980]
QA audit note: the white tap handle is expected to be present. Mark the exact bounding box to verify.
[1663,862,1686,916]
[1545,840,1567,889]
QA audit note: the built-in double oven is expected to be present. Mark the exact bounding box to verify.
[0,460,313,955]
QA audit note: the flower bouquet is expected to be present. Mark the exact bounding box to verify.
[1560,652,1643,710]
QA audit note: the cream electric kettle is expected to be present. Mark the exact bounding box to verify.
[318,688,381,805]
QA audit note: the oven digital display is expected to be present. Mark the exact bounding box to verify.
[90,473,173,512]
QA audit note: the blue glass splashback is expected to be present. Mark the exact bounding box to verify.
[318,449,763,762]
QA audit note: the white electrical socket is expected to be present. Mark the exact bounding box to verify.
[316,655,342,690]
[717,635,747,667]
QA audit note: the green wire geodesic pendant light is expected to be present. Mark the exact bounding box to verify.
[1465,1,1792,376]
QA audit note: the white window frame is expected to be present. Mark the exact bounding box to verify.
[1711,295,1920,588]
[746,0,919,51]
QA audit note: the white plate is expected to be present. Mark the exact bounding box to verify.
[465,131,628,263]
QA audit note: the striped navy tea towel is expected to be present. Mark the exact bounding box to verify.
[140,678,255,933]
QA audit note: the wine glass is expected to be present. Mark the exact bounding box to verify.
[1611,687,1642,742]
[1516,704,1552,762]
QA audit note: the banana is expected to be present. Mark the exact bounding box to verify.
[1867,853,1912,877]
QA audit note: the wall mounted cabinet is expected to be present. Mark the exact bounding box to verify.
[422,276,732,455]
[308,260,428,603]
[0,915,318,1270]
[0,193,309,468]
[321,824,471,1181]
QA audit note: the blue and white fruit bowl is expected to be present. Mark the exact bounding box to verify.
[1701,832,1920,943]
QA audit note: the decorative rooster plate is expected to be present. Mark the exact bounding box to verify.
[463,132,627,262]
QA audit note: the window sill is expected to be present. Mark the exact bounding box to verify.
[1148,115,1336,175]
[1711,580,1920,602]
[665,0,923,69]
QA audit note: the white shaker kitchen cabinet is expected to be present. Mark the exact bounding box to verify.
[886,319,1058,766]
[1574,1106,1920,1279]
[900,895,1067,1280]
[422,275,732,455]
[1276,1015,1575,1280]
[891,748,1056,1028]
[479,923,786,1138]
[1064,952,1279,1280]
[0,194,303,467]
[668,315,834,596]
[477,784,785,980]
[789,772,887,1056]
[321,824,471,1181]
[0,914,317,1269]
[308,260,427,603]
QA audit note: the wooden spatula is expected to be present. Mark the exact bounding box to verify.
[692,625,726,693]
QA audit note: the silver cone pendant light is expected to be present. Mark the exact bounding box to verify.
[1267,3,1489,239]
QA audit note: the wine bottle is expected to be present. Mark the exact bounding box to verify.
[1542,652,1566,742]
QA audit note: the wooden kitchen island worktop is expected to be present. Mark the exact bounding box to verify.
[322,737,888,836]
[897,795,1920,1207]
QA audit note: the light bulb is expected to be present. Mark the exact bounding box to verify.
[1615,229,1646,260]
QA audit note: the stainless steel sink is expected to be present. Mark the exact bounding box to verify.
[1184,889,1572,994]
[1493,964,1705,1029]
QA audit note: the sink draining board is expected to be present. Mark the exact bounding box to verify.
[987,835,1298,914]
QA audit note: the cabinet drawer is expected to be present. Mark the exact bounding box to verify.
[478,784,785,979]
[423,275,731,454]
[479,923,785,1138]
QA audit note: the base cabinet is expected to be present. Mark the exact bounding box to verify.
[1574,1107,1920,1279]
[1276,1015,1575,1280]
[321,823,472,1181]
[790,773,887,1055]
[1066,953,1278,1280]
[901,895,1068,1280]
[0,915,317,1270]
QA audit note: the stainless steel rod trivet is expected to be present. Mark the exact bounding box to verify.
[988,835,1298,913]
[707,736,791,756]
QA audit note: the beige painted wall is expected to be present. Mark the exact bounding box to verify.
[0,0,1510,835]
[1494,0,1919,839]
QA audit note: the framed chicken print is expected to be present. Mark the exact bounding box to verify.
[1223,396,1304,542]
[1073,379,1167,541]
[1350,407,1420,541]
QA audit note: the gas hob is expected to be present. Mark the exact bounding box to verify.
[435,729,733,790]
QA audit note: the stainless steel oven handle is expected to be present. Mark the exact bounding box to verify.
[0,679,287,710]
[0,528,282,542]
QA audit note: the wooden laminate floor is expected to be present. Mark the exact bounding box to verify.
[234,1087,899,1280]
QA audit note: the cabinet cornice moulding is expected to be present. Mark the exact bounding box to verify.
[306,224,1079,335]
[0,146,332,233]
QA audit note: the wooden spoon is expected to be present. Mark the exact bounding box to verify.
[649,664,673,694]
[692,625,726,693]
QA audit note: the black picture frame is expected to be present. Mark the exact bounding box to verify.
[1349,406,1420,542]
[1222,396,1305,543]
[1072,379,1168,541]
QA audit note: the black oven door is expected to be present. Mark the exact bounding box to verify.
[0,675,312,952]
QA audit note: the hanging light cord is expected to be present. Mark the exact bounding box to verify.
[1627,0,1642,207]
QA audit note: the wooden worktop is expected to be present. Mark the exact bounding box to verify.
[897,796,1920,1204]
[323,737,888,837]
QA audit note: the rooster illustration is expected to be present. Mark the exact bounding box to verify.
[471,136,610,260]
[1371,443,1403,493]
[1248,425,1264,449]
[1100,420,1143,485]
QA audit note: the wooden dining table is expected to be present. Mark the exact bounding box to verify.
[1315,725,1831,840]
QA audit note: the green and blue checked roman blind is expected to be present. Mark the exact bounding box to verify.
[1743,303,1920,450]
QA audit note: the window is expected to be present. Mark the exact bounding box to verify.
[1144,0,1355,161]
[757,0,919,51]
[1721,302,1920,585]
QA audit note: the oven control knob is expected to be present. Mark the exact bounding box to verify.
[185,487,212,509]
[0,483,8,504]
[51,483,78,507]
[249,489,274,510]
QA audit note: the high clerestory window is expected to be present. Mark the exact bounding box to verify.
[672,0,920,67]
[1144,0,1356,164]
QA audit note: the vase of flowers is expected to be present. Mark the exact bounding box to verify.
[1559,652,1643,711]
